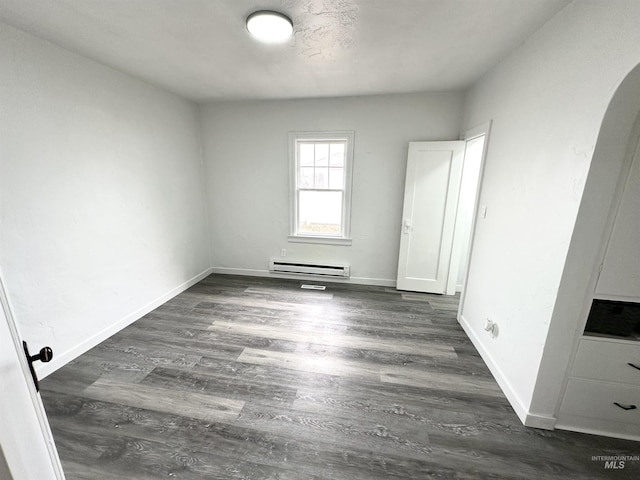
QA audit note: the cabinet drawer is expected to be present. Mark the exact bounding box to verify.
[572,338,640,384]
[560,378,640,425]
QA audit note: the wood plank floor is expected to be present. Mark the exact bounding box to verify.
[40,274,639,479]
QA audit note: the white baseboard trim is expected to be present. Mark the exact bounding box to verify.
[523,412,557,430]
[555,416,640,441]
[37,267,214,378]
[350,276,396,287]
[209,267,267,277]
[458,313,555,430]
[209,267,396,287]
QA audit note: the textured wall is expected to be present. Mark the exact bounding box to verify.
[0,24,211,374]
[199,93,464,285]
[459,0,640,422]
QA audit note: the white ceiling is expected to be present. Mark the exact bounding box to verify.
[0,0,570,102]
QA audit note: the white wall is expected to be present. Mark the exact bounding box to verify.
[532,63,640,424]
[459,0,640,425]
[199,93,463,285]
[0,23,211,375]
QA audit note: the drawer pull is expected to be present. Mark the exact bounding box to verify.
[628,363,640,371]
[613,402,637,411]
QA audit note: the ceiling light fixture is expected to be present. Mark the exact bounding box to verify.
[246,10,293,43]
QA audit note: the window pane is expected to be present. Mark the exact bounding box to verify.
[329,143,345,166]
[298,190,342,236]
[299,167,314,187]
[315,167,328,189]
[329,167,344,189]
[315,143,329,167]
[299,143,314,166]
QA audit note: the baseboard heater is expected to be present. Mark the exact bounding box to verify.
[269,259,350,278]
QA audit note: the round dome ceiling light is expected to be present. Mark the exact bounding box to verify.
[246,10,293,43]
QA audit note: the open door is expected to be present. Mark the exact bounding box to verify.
[397,141,465,293]
[0,276,65,479]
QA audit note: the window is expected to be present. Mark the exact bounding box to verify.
[289,131,354,245]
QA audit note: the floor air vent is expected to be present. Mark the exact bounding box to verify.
[301,284,327,290]
[269,259,350,278]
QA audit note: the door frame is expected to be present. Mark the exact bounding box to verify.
[0,274,65,479]
[456,121,492,313]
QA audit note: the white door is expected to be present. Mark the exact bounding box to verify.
[397,141,465,293]
[0,276,65,479]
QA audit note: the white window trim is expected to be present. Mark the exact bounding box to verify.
[288,130,355,245]
[287,235,352,245]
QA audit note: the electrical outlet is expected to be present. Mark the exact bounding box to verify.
[484,318,499,338]
[280,248,287,257]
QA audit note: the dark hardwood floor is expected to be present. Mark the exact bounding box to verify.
[40,274,639,479]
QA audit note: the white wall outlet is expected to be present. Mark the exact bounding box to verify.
[280,248,287,257]
[484,318,499,338]
[481,205,487,219]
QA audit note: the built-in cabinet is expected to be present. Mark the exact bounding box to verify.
[557,136,640,440]
[559,335,640,439]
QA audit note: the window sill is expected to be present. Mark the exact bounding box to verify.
[288,235,352,246]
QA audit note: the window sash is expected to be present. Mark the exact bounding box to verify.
[296,190,344,237]
[295,141,345,237]
[296,140,347,191]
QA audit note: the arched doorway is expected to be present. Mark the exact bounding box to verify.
[530,62,640,438]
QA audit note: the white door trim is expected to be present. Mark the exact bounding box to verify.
[457,120,492,316]
[0,275,65,479]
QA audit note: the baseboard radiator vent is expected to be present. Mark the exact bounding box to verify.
[269,259,350,278]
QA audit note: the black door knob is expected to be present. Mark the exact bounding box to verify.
[30,346,53,363]
[22,341,53,392]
